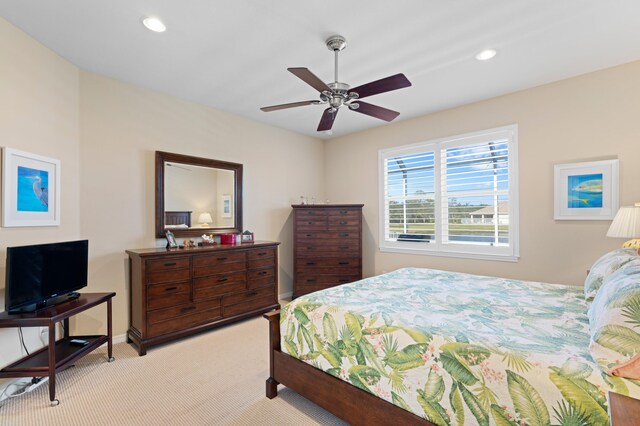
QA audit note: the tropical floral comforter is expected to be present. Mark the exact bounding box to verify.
[280,268,640,426]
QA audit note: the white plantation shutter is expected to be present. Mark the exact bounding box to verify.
[379,125,519,261]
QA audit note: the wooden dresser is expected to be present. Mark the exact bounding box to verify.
[292,204,363,298]
[126,241,279,355]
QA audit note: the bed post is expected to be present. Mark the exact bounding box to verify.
[264,310,281,399]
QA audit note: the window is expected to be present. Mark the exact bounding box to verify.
[379,125,518,261]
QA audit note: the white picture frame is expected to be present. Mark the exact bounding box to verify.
[221,194,232,218]
[2,147,61,227]
[554,159,618,220]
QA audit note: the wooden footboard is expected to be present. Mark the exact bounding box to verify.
[264,310,433,425]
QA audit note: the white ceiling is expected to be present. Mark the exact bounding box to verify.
[2,1,640,139]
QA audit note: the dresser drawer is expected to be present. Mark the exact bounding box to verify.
[223,293,276,317]
[193,271,246,300]
[223,285,275,307]
[147,299,222,337]
[193,252,246,277]
[248,267,275,289]
[145,257,190,273]
[147,281,191,310]
[297,257,360,269]
[145,267,191,285]
[193,251,246,268]
[248,248,276,269]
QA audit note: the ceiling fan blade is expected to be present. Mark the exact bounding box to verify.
[350,101,400,122]
[288,67,331,93]
[260,100,319,112]
[349,73,411,99]
[317,107,338,131]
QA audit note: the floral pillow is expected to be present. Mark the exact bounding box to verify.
[588,264,640,378]
[584,248,639,302]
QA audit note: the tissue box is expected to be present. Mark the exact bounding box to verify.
[220,234,239,244]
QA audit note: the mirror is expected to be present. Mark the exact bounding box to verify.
[155,151,243,238]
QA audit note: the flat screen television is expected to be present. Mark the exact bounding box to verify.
[4,240,88,314]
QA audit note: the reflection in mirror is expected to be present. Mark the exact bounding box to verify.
[164,163,235,229]
[155,151,243,238]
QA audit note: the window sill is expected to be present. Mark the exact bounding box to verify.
[379,245,519,262]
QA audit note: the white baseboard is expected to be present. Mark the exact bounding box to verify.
[112,333,127,344]
[278,291,292,301]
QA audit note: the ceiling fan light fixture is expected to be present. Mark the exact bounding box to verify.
[142,17,166,33]
[475,49,497,61]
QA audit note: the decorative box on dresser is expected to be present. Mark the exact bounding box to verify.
[292,204,363,298]
[126,241,279,355]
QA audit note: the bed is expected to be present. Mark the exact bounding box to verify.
[164,210,192,228]
[265,255,640,425]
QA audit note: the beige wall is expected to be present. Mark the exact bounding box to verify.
[325,60,640,286]
[0,17,81,376]
[78,71,324,337]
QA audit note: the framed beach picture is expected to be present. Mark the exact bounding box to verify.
[2,148,61,227]
[554,159,619,220]
[222,194,232,218]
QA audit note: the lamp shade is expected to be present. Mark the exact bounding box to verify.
[607,204,640,239]
[198,212,213,225]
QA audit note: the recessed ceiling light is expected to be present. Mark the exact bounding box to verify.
[475,49,497,61]
[142,17,166,33]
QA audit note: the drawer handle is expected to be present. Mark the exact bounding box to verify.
[339,279,350,283]
[307,221,314,225]
[306,246,314,250]
[181,306,196,313]
[258,271,268,276]
[339,246,349,250]
[217,257,227,261]
[339,233,349,237]
[340,221,348,225]
[306,234,313,237]
[339,262,350,265]
[306,279,316,283]
[165,286,178,292]
[257,252,267,256]
[340,210,348,215]
[218,278,228,283]
[308,212,316,215]
[164,262,177,267]
[248,291,258,297]
[306,262,317,266]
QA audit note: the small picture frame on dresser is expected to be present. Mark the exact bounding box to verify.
[165,230,177,249]
[242,231,254,242]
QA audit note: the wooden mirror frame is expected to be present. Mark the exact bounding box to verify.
[155,151,243,238]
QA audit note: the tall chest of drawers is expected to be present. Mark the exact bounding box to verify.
[126,241,279,355]
[292,204,363,298]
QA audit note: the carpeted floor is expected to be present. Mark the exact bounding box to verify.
[0,317,348,425]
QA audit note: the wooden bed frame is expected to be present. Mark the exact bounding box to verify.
[264,310,436,425]
[164,210,192,227]
[265,310,636,425]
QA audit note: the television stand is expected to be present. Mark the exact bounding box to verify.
[0,292,115,406]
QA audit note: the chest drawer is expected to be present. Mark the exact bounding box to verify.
[296,258,360,275]
[327,209,360,218]
[328,216,360,229]
[295,242,360,257]
[145,257,190,273]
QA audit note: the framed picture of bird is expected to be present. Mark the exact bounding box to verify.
[2,147,60,227]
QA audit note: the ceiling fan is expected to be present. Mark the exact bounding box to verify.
[260,35,412,132]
